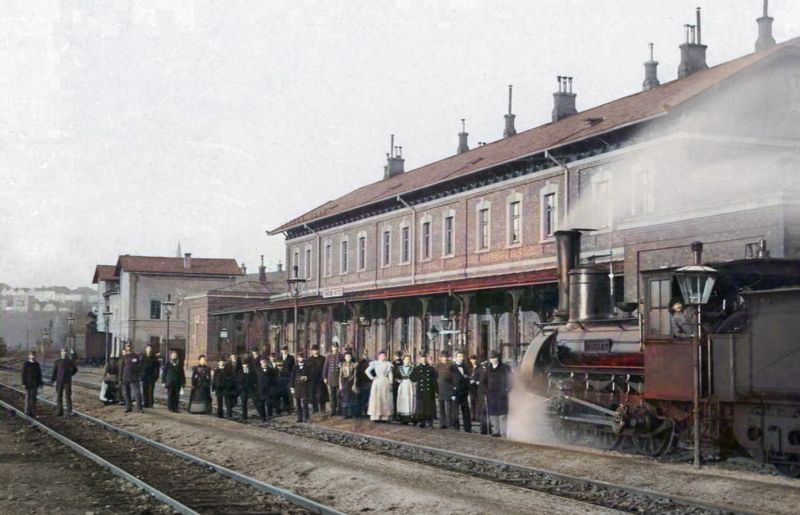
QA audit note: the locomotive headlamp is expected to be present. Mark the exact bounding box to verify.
[675,264,717,306]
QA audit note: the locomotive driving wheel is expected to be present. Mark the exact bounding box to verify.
[551,418,581,444]
[632,419,675,457]
[592,427,623,450]
[774,458,800,478]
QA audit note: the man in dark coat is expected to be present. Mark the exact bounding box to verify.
[51,348,78,416]
[256,357,277,420]
[355,351,372,417]
[391,351,403,420]
[451,350,473,432]
[211,359,229,418]
[481,350,512,437]
[121,347,143,413]
[306,345,326,413]
[161,351,185,412]
[471,358,490,434]
[271,354,291,415]
[289,354,311,422]
[409,354,438,427]
[140,344,160,408]
[189,355,212,414]
[21,351,43,417]
[434,352,456,429]
[246,349,261,372]
[322,342,343,416]
[280,346,295,376]
[236,361,259,421]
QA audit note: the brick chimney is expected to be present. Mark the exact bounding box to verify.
[240,262,247,275]
[643,43,660,91]
[755,0,776,52]
[276,260,283,273]
[258,255,267,283]
[383,134,405,179]
[457,119,469,154]
[552,76,577,122]
[183,252,191,269]
[503,85,517,138]
[678,8,708,79]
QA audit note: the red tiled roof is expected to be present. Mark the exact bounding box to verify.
[92,265,118,284]
[270,38,800,235]
[115,256,243,277]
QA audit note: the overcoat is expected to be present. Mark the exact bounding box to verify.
[290,363,312,399]
[22,360,43,389]
[410,364,438,419]
[482,363,512,416]
[51,357,77,386]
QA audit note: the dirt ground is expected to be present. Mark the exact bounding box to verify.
[0,409,170,515]
[7,375,615,515]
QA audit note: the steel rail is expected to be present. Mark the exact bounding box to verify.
[274,421,753,515]
[0,383,344,515]
[0,398,199,515]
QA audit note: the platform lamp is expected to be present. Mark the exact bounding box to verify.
[161,294,175,360]
[103,307,113,366]
[674,241,717,470]
[67,311,75,357]
[287,266,306,355]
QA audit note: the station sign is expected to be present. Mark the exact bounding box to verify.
[321,287,344,298]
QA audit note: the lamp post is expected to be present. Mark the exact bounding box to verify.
[103,307,113,366]
[161,294,175,360]
[674,241,718,470]
[286,265,306,354]
[41,328,50,372]
[67,312,75,356]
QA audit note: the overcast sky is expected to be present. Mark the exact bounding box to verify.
[1,0,797,288]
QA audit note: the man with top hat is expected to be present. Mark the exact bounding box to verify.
[434,351,456,429]
[120,345,143,413]
[290,353,311,422]
[322,342,344,416]
[451,350,473,432]
[306,345,326,413]
[51,348,78,416]
[481,350,512,437]
[236,360,259,421]
[256,357,277,420]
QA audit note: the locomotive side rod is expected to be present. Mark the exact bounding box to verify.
[563,394,619,417]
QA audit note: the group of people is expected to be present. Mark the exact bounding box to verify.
[21,348,78,417]
[21,340,515,438]
[101,343,185,413]
[181,343,514,437]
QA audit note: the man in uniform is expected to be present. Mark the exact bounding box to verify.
[670,301,695,338]
[121,345,143,413]
[51,348,78,416]
[306,345,326,413]
[451,350,472,432]
[140,344,160,408]
[290,354,311,422]
[236,360,259,421]
[21,351,43,417]
[410,354,438,427]
[435,352,455,429]
[161,350,185,412]
[391,351,404,420]
[322,342,343,416]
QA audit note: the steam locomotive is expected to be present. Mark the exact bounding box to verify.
[519,229,800,476]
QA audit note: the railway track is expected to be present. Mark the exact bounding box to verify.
[0,383,342,515]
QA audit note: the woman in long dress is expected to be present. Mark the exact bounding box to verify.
[394,355,416,424]
[338,350,357,419]
[365,351,394,422]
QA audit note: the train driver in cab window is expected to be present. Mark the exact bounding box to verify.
[670,300,695,338]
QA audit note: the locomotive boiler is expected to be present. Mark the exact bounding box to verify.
[520,229,800,475]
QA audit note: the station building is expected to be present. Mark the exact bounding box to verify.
[213,10,800,363]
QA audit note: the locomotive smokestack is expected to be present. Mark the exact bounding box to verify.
[554,230,582,321]
[691,241,703,265]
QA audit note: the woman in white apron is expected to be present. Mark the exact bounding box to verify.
[366,351,394,422]
[394,355,416,424]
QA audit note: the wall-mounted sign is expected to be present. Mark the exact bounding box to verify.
[321,287,344,299]
[219,329,228,338]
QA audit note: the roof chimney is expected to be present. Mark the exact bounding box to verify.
[383,134,405,179]
[552,76,577,122]
[457,119,469,154]
[276,260,283,273]
[678,8,708,79]
[503,85,517,138]
[643,43,661,91]
[183,252,191,269]
[258,255,267,283]
[755,0,776,52]
[241,262,247,275]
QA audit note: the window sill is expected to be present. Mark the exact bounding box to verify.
[506,242,522,249]
[475,248,490,254]
[441,254,455,260]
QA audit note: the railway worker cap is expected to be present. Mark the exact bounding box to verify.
[488,350,501,360]
[310,345,319,351]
